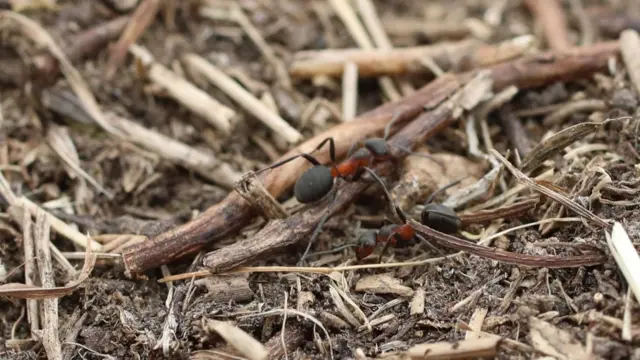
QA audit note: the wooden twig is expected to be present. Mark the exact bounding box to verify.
[122,74,462,275]
[201,73,493,272]
[482,41,619,91]
[122,41,620,275]
[524,0,572,52]
[289,35,536,79]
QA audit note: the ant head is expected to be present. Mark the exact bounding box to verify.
[355,230,377,260]
[421,203,461,234]
[363,138,390,158]
[293,165,334,204]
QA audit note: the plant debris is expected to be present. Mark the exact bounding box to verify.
[2,1,640,359]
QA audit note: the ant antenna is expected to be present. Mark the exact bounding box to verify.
[388,144,445,170]
[305,243,358,259]
[361,167,409,224]
[424,177,467,204]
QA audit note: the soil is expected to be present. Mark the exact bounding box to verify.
[1,0,640,359]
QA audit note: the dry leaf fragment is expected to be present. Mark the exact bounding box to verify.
[355,274,414,297]
[528,316,590,360]
[0,245,96,299]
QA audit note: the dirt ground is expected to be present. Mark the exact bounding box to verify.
[1,0,640,359]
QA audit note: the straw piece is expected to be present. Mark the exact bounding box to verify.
[129,44,236,135]
[183,53,302,144]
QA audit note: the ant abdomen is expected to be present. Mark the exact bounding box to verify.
[421,203,462,234]
[293,165,334,203]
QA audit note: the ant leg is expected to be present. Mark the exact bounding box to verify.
[415,234,456,264]
[383,109,411,140]
[347,140,364,158]
[361,167,411,224]
[389,144,445,170]
[305,243,358,259]
[312,137,337,165]
[425,177,467,204]
[253,153,321,175]
[254,137,336,175]
[297,187,339,265]
[376,232,402,263]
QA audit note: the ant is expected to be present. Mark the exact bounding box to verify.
[305,176,537,262]
[354,175,464,261]
[251,111,443,263]
[252,111,442,204]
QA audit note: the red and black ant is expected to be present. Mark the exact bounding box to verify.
[252,112,442,204]
[354,175,463,261]
[306,176,538,262]
[251,112,442,263]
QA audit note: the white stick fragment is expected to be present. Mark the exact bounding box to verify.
[620,30,640,97]
[606,222,640,304]
[129,44,236,135]
[204,319,268,360]
[341,62,358,121]
[183,53,303,144]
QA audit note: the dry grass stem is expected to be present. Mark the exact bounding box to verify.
[519,121,605,174]
[21,205,40,339]
[203,319,268,360]
[105,0,160,80]
[34,209,62,360]
[328,0,400,101]
[106,112,242,189]
[605,222,640,303]
[355,0,414,95]
[341,62,359,121]
[569,0,595,46]
[227,5,292,89]
[0,10,122,137]
[524,0,572,51]
[45,124,114,199]
[542,99,608,127]
[129,44,236,135]
[491,149,609,228]
[183,53,302,144]
[620,29,640,96]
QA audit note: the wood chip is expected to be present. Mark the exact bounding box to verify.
[355,274,414,297]
[195,273,254,303]
[410,288,425,315]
